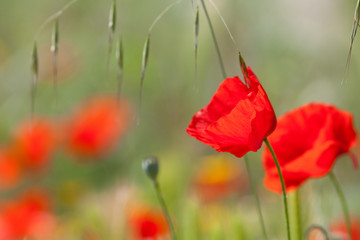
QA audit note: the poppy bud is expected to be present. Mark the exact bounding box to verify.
[142,156,159,182]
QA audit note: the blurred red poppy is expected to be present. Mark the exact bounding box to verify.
[262,103,357,193]
[0,190,56,240]
[330,217,360,240]
[193,155,247,202]
[307,217,360,240]
[64,96,130,158]
[0,150,21,189]
[128,205,169,240]
[12,119,57,171]
[186,67,276,158]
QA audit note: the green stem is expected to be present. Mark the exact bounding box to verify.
[329,171,352,240]
[289,190,301,240]
[153,181,177,240]
[264,138,291,240]
[243,155,268,240]
[200,0,226,78]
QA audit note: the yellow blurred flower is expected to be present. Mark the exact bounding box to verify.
[193,155,247,202]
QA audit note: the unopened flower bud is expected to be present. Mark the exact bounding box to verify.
[142,156,159,181]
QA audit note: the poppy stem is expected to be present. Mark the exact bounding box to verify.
[243,155,268,240]
[200,0,226,78]
[305,225,330,240]
[329,171,352,239]
[153,180,177,240]
[289,190,302,240]
[264,138,291,240]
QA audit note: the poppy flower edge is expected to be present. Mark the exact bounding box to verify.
[262,103,357,193]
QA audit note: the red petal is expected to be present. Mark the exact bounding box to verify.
[262,103,357,193]
[187,67,276,158]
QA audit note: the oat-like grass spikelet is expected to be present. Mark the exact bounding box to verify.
[137,0,181,125]
[51,18,59,103]
[116,37,124,99]
[194,6,200,89]
[31,42,39,119]
[343,0,360,85]
[107,0,117,75]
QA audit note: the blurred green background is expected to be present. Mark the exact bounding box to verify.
[0,0,360,239]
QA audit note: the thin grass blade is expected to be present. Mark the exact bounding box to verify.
[343,0,360,85]
[34,0,78,40]
[51,18,59,101]
[194,6,200,87]
[31,42,39,118]
[200,0,226,78]
[136,0,181,124]
[148,0,182,33]
[137,34,150,125]
[116,37,124,99]
[208,0,237,49]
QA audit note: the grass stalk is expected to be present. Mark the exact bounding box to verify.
[153,181,177,240]
[137,34,150,125]
[243,155,268,240]
[289,190,302,240]
[107,0,117,75]
[116,37,124,99]
[199,0,226,78]
[51,18,59,106]
[194,5,199,89]
[343,0,360,85]
[138,0,181,124]
[34,0,78,40]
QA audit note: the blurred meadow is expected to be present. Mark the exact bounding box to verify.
[0,0,360,239]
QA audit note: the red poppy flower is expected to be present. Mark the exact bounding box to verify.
[186,67,276,158]
[262,103,357,193]
[193,155,247,202]
[0,150,21,189]
[64,96,130,158]
[128,205,169,240]
[0,190,56,240]
[12,119,57,171]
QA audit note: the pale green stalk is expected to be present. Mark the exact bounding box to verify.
[243,155,268,240]
[199,0,226,78]
[289,190,301,240]
[153,181,177,240]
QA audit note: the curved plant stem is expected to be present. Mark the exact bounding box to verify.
[305,225,330,240]
[264,138,291,240]
[329,171,352,239]
[244,155,268,240]
[289,190,301,240]
[200,0,226,78]
[153,181,177,240]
